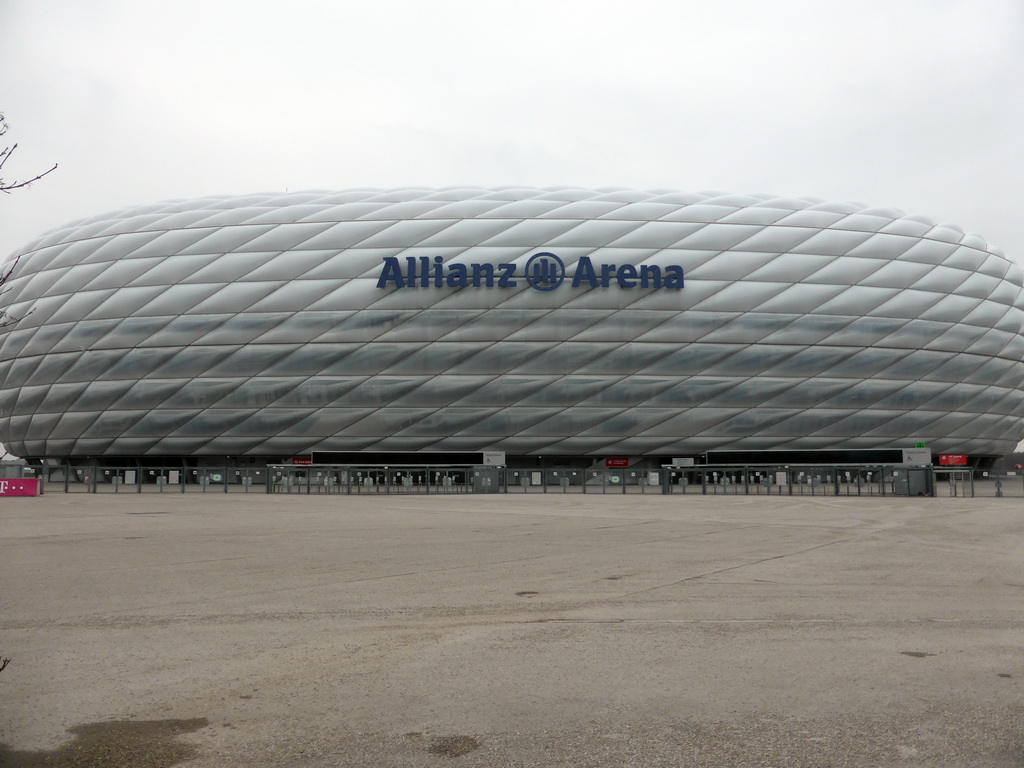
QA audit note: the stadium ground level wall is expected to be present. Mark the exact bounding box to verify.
[23,460,1023,498]
[28,447,1001,475]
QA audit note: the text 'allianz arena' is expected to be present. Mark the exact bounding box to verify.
[1,186,1023,467]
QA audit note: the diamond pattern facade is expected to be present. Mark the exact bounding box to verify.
[1,187,1023,460]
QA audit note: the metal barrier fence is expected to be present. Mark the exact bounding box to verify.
[933,470,1024,498]
[36,466,268,494]
[27,463,1024,498]
[31,465,669,495]
[269,466,474,495]
[662,466,923,496]
[267,466,666,494]
[490,467,663,494]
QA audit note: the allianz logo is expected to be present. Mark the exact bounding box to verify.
[377,252,685,292]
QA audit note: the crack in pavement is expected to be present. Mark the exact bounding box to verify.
[615,534,863,597]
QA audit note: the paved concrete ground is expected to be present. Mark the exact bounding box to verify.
[0,493,1022,766]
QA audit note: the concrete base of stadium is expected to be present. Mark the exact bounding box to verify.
[1,494,1022,767]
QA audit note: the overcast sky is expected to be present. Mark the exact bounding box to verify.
[2,0,1023,261]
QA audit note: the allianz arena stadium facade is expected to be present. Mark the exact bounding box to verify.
[1,186,1023,469]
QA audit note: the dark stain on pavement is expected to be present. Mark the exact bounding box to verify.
[428,735,481,757]
[899,651,936,658]
[0,718,208,768]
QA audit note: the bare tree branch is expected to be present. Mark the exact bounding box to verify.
[0,249,29,329]
[0,114,55,330]
[0,114,58,193]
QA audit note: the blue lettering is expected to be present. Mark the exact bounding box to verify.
[471,263,495,287]
[378,254,684,290]
[446,262,469,287]
[377,257,406,288]
[639,264,662,288]
[572,257,599,288]
[663,265,685,289]
[617,264,637,288]
[497,263,517,287]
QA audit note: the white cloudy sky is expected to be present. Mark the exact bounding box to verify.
[1,0,1023,261]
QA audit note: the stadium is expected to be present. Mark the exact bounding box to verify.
[1,186,1022,474]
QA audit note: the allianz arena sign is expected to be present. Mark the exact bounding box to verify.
[376,252,686,291]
